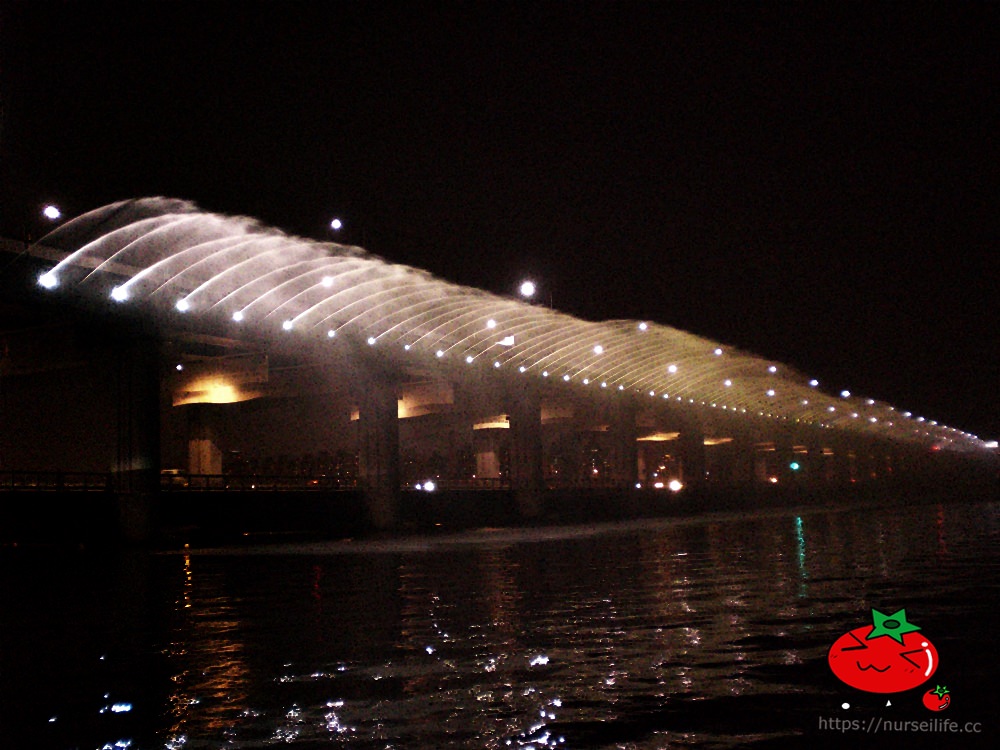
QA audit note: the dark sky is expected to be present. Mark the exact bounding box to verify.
[1,2,997,440]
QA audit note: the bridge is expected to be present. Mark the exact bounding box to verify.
[1,198,994,539]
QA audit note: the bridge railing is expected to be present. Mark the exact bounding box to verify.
[404,477,510,491]
[164,473,359,492]
[0,471,112,492]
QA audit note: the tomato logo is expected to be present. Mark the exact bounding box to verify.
[827,608,938,693]
[922,685,951,711]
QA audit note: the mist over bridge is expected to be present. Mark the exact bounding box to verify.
[2,198,995,537]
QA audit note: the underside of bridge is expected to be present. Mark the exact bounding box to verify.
[0,200,995,535]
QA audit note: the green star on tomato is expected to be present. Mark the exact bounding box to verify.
[868,608,921,643]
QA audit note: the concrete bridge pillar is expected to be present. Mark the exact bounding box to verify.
[676,425,706,486]
[608,398,638,488]
[473,427,504,479]
[506,382,543,518]
[729,436,758,484]
[114,333,162,543]
[187,403,223,475]
[358,377,400,530]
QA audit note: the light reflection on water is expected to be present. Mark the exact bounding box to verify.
[1,497,997,748]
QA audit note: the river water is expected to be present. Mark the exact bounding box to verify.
[1,494,997,749]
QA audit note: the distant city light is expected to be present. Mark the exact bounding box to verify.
[422,480,436,492]
[667,364,678,373]
[519,280,536,298]
[232,310,244,322]
[768,365,777,373]
[327,329,336,338]
[668,479,684,492]
[714,348,723,356]
[486,318,497,328]
[593,344,603,354]
[638,322,648,331]
[809,379,819,387]
[368,337,377,345]
[724,379,732,387]
[841,390,851,398]
[330,218,343,231]
[42,204,62,220]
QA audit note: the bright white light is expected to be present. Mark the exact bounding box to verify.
[866,398,875,405]
[985,441,998,449]
[499,335,515,346]
[768,365,777,373]
[667,364,678,373]
[801,399,809,405]
[423,480,436,492]
[593,344,603,355]
[494,361,501,368]
[38,271,59,289]
[175,364,184,371]
[724,379,732,387]
[436,350,445,358]
[668,479,684,492]
[649,390,655,396]
[175,298,190,312]
[583,378,590,384]
[841,390,851,398]
[465,355,474,363]
[827,406,836,412]
[486,318,497,328]
[714,348,723,356]
[519,280,536,298]
[542,371,549,377]
[327,329,336,338]
[766,389,775,397]
[366,336,376,345]
[322,276,334,287]
[330,218,343,231]
[916,417,925,422]
[519,366,527,373]
[869,416,878,423]
[110,286,129,302]
[282,320,294,331]
[809,379,819,387]
[42,205,62,220]
[653,481,664,489]
[638,322,648,331]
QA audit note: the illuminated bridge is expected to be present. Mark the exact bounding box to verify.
[1,198,994,535]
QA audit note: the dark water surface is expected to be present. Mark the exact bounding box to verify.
[2,495,997,749]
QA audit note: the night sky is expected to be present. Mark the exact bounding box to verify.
[1,2,997,440]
